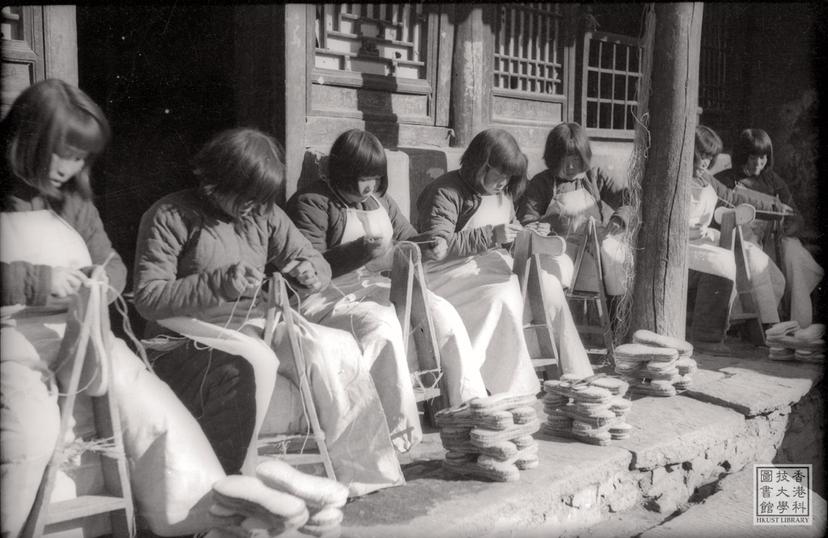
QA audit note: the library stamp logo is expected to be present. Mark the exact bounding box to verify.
[754,464,812,525]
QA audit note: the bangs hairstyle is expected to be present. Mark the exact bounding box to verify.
[460,128,528,199]
[327,129,388,196]
[733,128,774,171]
[1,78,110,201]
[194,128,285,215]
[543,122,592,177]
[694,125,723,168]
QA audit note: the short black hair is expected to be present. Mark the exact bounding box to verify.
[327,129,389,196]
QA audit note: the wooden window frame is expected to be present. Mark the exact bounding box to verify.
[579,30,642,140]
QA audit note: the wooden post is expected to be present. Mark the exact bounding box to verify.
[629,3,704,340]
[43,6,77,85]
[234,5,307,203]
[450,5,493,147]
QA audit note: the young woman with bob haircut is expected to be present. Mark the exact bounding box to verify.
[287,129,488,448]
[714,128,822,327]
[417,128,594,395]
[518,122,633,306]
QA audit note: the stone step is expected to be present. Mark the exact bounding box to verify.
[641,467,827,538]
[339,348,823,537]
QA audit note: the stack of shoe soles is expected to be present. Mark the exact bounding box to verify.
[765,322,825,363]
[207,460,348,538]
[631,330,697,392]
[540,374,632,445]
[436,392,541,482]
[614,334,694,397]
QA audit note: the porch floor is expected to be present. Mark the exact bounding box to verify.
[331,337,825,537]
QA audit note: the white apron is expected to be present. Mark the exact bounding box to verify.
[425,193,540,395]
[687,182,785,323]
[781,237,823,327]
[299,194,422,453]
[542,180,630,296]
[687,182,737,280]
[0,210,228,536]
[732,185,820,326]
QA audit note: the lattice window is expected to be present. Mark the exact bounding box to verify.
[581,31,642,132]
[1,6,24,41]
[493,3,565,96]
[314,4,427,80]
[699,6,730,114]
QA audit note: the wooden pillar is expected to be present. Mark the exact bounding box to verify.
[43,6,77,85]
[234,4,307,203]
[629,3,704,340]
[450,5,493,147]
[283,4,309,200]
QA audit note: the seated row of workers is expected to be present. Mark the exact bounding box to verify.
[0,79,602,536]
[686,125,807,353]
[13,77,817,536]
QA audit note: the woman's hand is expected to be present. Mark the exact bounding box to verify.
[362,235,393,259]
[493,223,523,245]
[50,266,85,298]
[605,216,625,236]
[524,221,551,236]
[422,236,448,261]
[222,261,263,299]
[286,260,322,291]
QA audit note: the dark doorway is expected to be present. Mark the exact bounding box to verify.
[77,6,237,282]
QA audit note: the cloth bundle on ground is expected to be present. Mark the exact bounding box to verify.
[765,322,826,362]
[435,393,540,482]
[540,374,632,445]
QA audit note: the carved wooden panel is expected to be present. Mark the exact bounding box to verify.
[314,3,428,80]
[311,83,430,122]
[492,94,562,125]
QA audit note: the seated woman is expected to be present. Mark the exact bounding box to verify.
[417,128,594,393]
[517,122,633,308]
[1,79,233,537]
[715,128,823,328]
[133,127,403,496]
[286,129,487,445]
[687,126,787,353]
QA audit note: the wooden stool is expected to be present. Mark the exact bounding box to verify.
[390,241,449,422]
[23,269,134,538]
[512,230,562,381]
[257,273,337,480]
[566,218,615,367]
[715,205,766,346]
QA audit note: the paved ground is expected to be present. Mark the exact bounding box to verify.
[338,338,825,538]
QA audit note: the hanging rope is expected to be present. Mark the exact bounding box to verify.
[612,3,656,345]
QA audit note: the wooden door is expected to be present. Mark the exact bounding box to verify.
[1,5,77,117]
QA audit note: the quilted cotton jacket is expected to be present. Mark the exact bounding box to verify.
[516,167,633,229]
[133,188,331,322]
[286,180,419,278]
[416,170,520,259]
[1,182,127,306]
